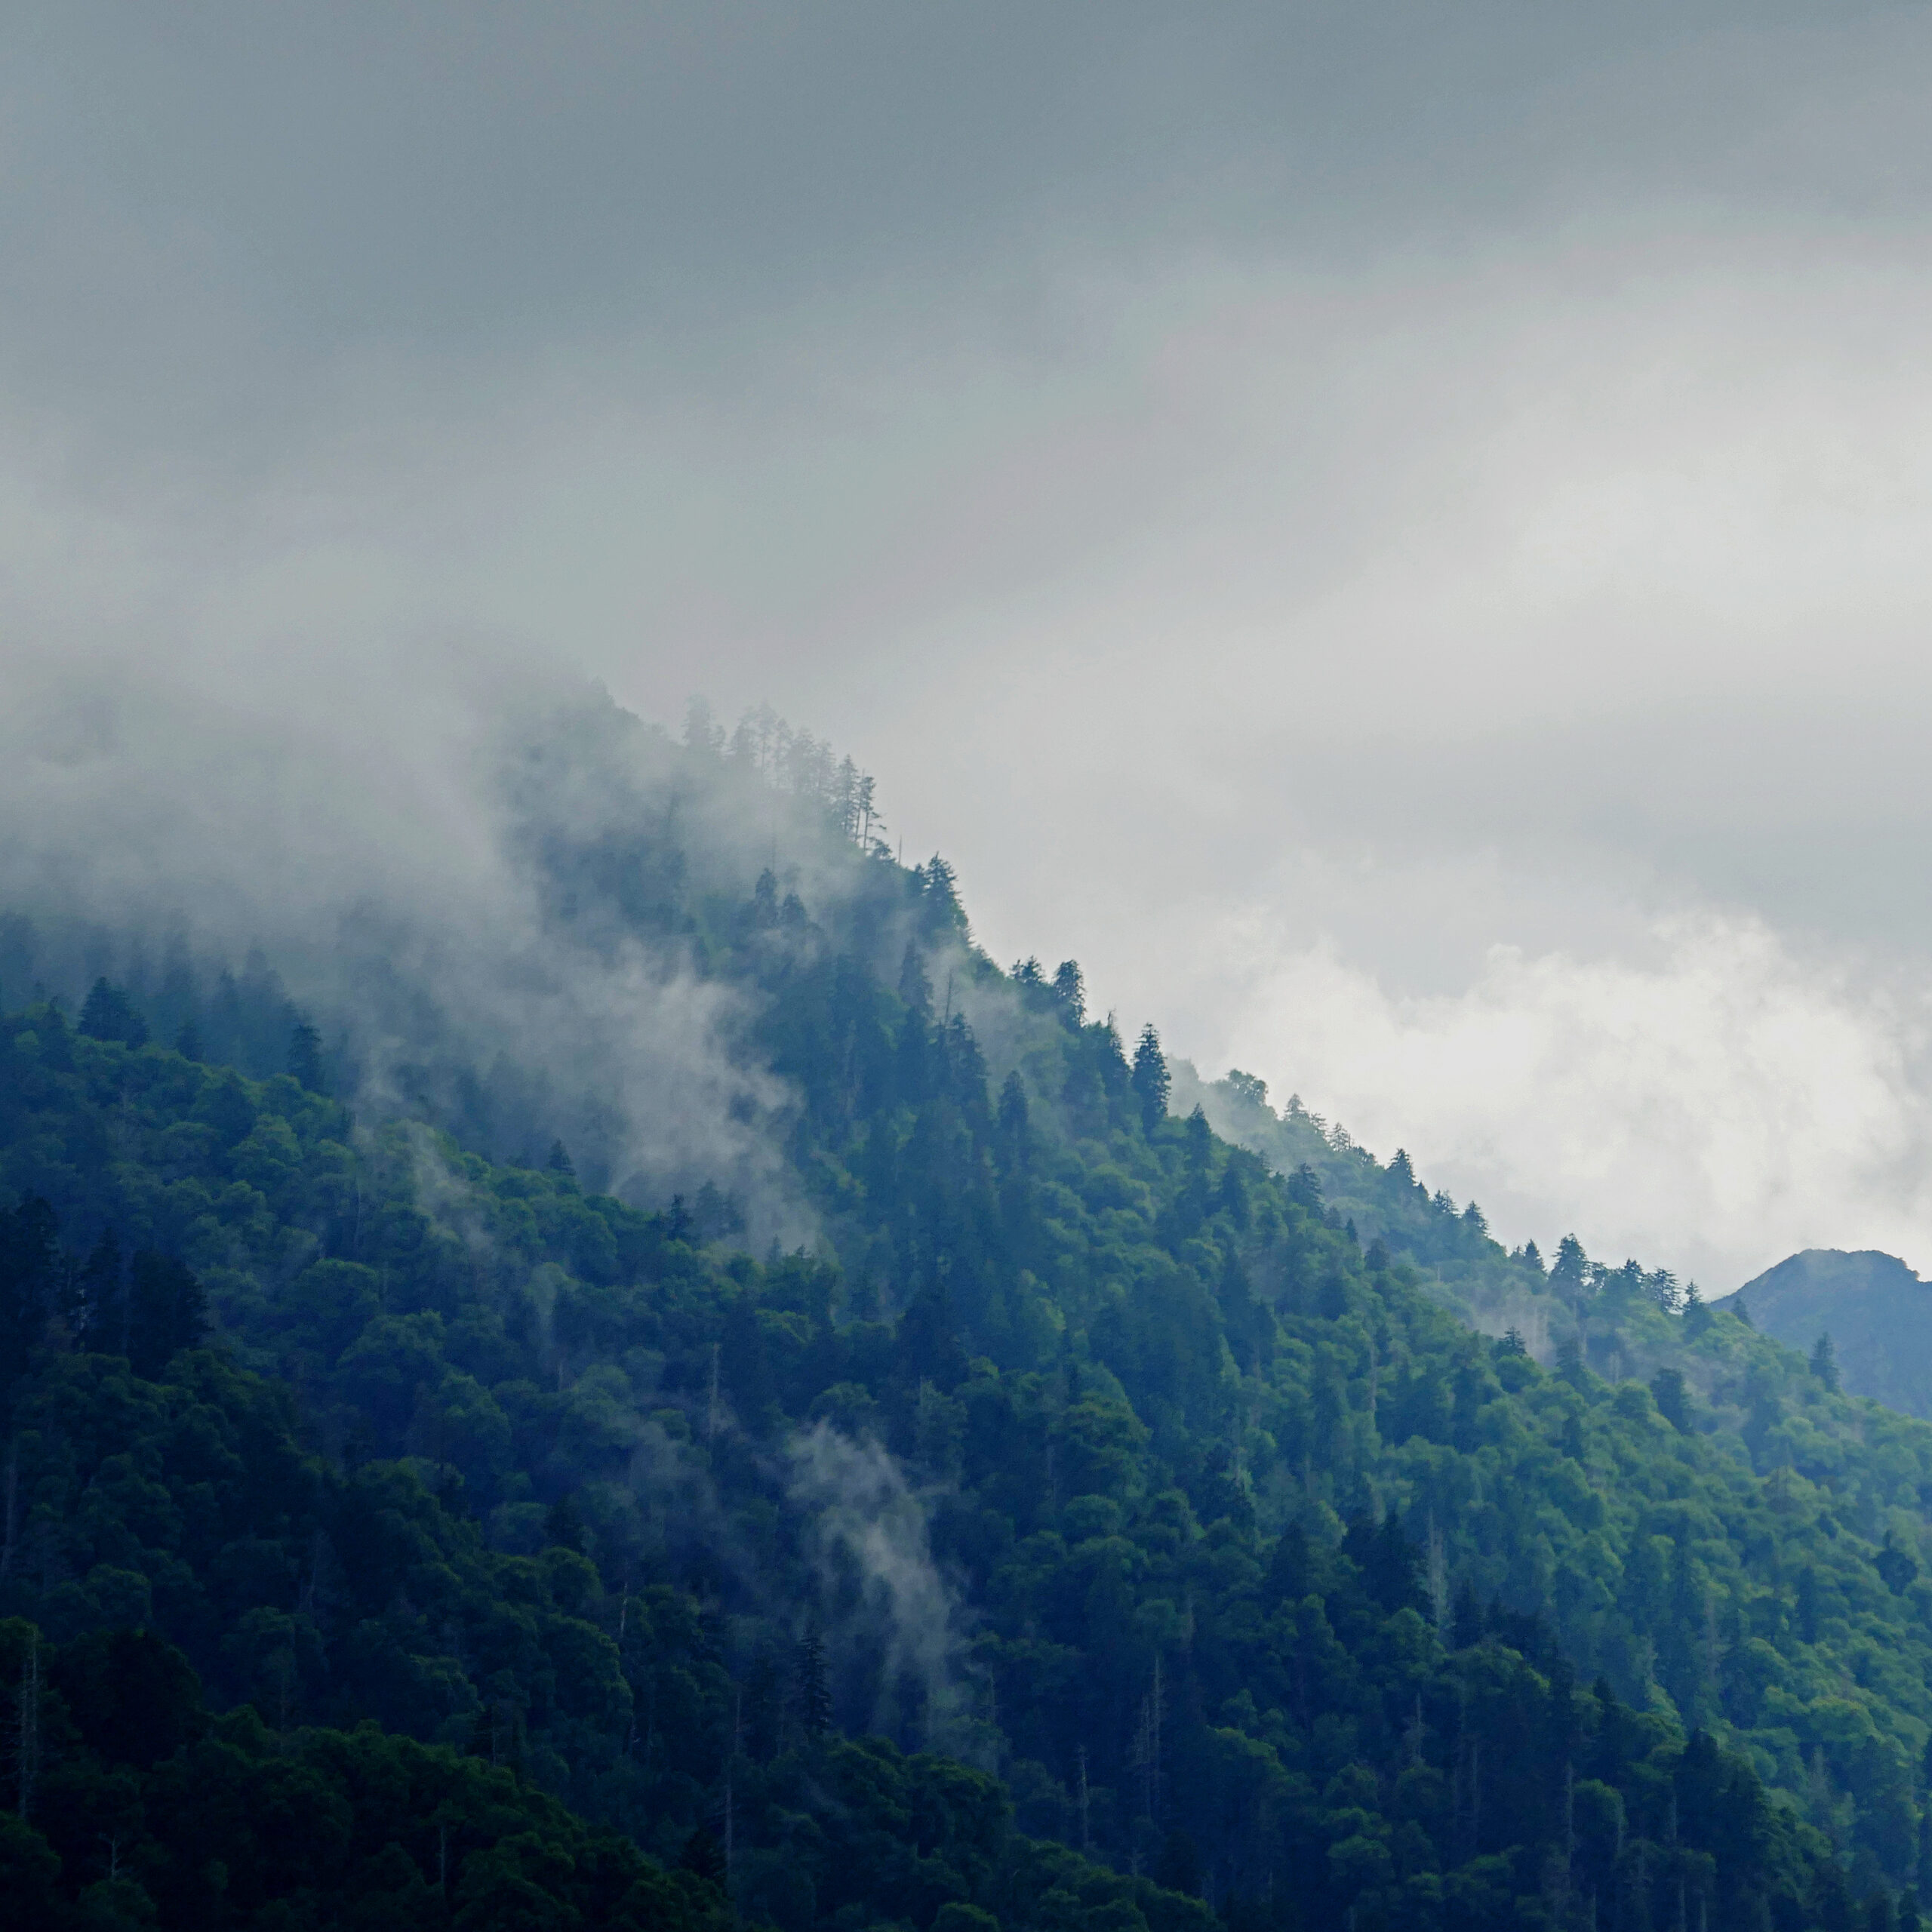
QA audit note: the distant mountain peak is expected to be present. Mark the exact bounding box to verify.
[1712,1246,1932,1416]
[1724,1247,1924,1297]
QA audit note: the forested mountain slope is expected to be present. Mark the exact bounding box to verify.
[1712,1252,1932,1420]
[3,700,1932,1932]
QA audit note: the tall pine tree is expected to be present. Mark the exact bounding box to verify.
[1131,1023,1170,1132]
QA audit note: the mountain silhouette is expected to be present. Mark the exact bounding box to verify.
[1714,1247,1932,1415]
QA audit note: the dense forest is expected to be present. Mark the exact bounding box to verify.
[4,697,1932,1932]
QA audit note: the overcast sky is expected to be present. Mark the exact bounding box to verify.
[6,2,1932,1287]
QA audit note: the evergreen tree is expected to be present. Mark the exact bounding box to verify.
[680,1825,728,1885]
[684,695,726,755]
[916,854,966,937]
[995,1072,1033,1192]
[1286,1161,1323,1214]
[0,1195,57,1394]
[1651,1365,1690,1433]
[1808,1329,1839,1391]
[793,1623,832,1739]
[1812,1331,1841,1393]
[78,977,146,1049]
[1051,960,1084,1026]
[997,1071,1029,1148]
[1798,1566,1822,1644]
[125,1250,208,1379]
[1550,1233,1589,1303]
[1682,1278,1713,1337]
[1130,1024,1170,1132]
[1153,1829,1201,1897]
[1878,1531,1920,1595]
[744,1649,782,1764]
[544,1492,587,1553]
[1556,1334,1586,1385]
[286,1017,325,1092]
[69,1225,124,1353]
[898,942,933,1017]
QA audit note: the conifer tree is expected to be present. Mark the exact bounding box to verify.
[78,978,146,1049]
[997,1072,1030,1168]
[125,1251,208,1380]
[793,1623,832,1740]
[1051,960,1084,1026]
[680,1824,728,1885]
[544,1494,587,1554]
[287,1018,325,1092]
[1130,1024,1169,1132]
[683,695,725,755]
[1798,1566,1821,1643]
[1651,1366,1690,1433]
[743,1651,780,1764]
[1550,1233,1589,1304]
[1811,1331,1841,1394]
[897,942,932,1017]
[0,1196,57,1395]
[69,1226,123,1354]
[1682,1278,1713,1337]
[917,855,965,936]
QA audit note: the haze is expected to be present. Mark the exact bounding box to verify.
[5,2,1932,1288]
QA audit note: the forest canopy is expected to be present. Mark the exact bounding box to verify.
[2,700,1928,1932]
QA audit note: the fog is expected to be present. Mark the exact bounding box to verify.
[5,2,1932,1283]
[0,646,860,1235]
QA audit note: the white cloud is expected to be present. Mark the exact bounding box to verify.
[8,5,1932,1297]
[1211,909,1932,1291]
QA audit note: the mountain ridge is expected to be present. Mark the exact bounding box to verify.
[1711,1247,1932,1419]
[2,696,1931,1930]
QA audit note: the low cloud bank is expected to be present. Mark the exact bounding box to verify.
[1215,910,1932,1290]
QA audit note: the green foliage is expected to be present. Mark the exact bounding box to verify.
[0,1616,729,1932]
[1719,1251,1932,1416]
[1814,1331,1844,1395]
[7,734,1932,1927]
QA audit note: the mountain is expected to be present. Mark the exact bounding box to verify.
[5,694,1932,1931]
[1712,1250,1932,1417]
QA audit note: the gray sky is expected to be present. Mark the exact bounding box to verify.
[6,2,1932,1286]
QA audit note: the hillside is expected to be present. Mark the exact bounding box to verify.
[1711,1251,1932,1419]
[2,695,1932,1930]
